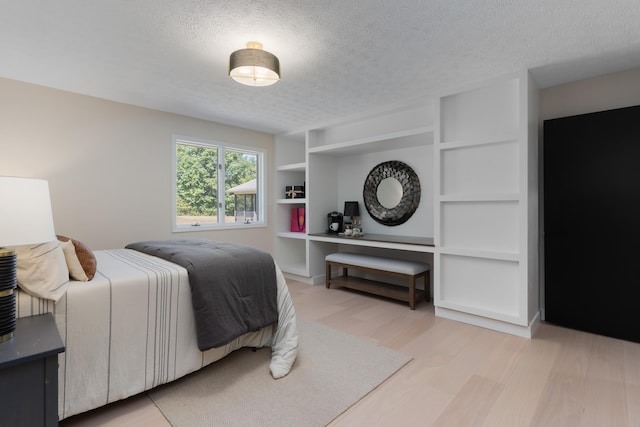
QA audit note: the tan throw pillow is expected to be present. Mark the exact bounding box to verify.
[10,241,70,302]
[60,239,89,281]
[57,235,97,280]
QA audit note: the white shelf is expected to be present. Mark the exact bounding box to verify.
[308,233,435,253]
[308,126,434,156]
[277,198,307,205]
[276,162,306,172]
[439,134,518,150]
[438,193,519,202]
[438,247,519,262]
[277,232,308,240]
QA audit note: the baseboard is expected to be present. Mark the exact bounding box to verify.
[435,306,541,339]
[283,272,326,285]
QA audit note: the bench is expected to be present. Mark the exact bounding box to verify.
[325,252,430,310]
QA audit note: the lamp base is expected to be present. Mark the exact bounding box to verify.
[0,250,17,342]
[0,331,13,343]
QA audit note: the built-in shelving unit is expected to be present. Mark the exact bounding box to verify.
[434,71,539,337]
[274,131,308,277]
[274,104,435,283]
[274,72,540,338]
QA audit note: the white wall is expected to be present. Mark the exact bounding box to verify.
[0,77,275,252]
[540,67,640,120]
[336,145,433,237]
[538,66,640,316]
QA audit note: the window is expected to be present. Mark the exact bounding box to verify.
[172,135,265,231]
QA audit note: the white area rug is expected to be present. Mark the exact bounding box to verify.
[149,318,412,427]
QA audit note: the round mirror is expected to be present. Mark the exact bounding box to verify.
[363,160,421,226]
[377,177,403,209]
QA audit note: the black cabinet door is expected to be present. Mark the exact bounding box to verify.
[544,105,640,343]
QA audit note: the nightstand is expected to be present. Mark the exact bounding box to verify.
[0,313,65,426]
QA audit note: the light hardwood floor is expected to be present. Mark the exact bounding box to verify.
[61,279,640,427]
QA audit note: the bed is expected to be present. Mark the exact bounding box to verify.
[15,242,298,421]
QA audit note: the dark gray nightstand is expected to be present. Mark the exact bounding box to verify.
[0,313,65,426]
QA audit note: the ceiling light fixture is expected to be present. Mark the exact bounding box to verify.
[229,42,280,87]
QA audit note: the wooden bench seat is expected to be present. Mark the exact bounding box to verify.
[325,252,430,310]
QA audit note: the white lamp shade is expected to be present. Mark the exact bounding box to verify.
[0,176,56,247]
[230,65,280,87]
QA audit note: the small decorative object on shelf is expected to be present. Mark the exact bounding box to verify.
[290,207,306,232]
[285,184,305,199]
[343,201,362,235]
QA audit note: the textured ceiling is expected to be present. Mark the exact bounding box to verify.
[1,0,640,134]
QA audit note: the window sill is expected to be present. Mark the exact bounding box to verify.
[172,222,267,233]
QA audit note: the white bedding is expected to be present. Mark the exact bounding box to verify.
[16,248,298,421]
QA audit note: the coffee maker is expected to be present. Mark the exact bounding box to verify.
[327,211,343,234]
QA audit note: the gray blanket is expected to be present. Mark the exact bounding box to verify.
[125,239,278,350]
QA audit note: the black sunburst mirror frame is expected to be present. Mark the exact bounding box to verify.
[363,160,421,226]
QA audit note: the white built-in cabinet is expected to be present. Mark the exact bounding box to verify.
[274,131,307,277]
[274,71,539,338]
[275,104,435,282]
[434,71,539,337]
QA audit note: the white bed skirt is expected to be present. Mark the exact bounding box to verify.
[16,249,298,420]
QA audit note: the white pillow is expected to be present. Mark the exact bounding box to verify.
[10,241,70,302]
[60,239,89,281]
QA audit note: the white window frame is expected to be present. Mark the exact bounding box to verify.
[172,135,266,232]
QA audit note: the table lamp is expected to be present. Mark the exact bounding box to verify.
[344,201,361,230]
[0,177,56,343]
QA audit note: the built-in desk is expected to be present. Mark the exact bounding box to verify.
[310,233,434,305]
[308,233,434,253]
